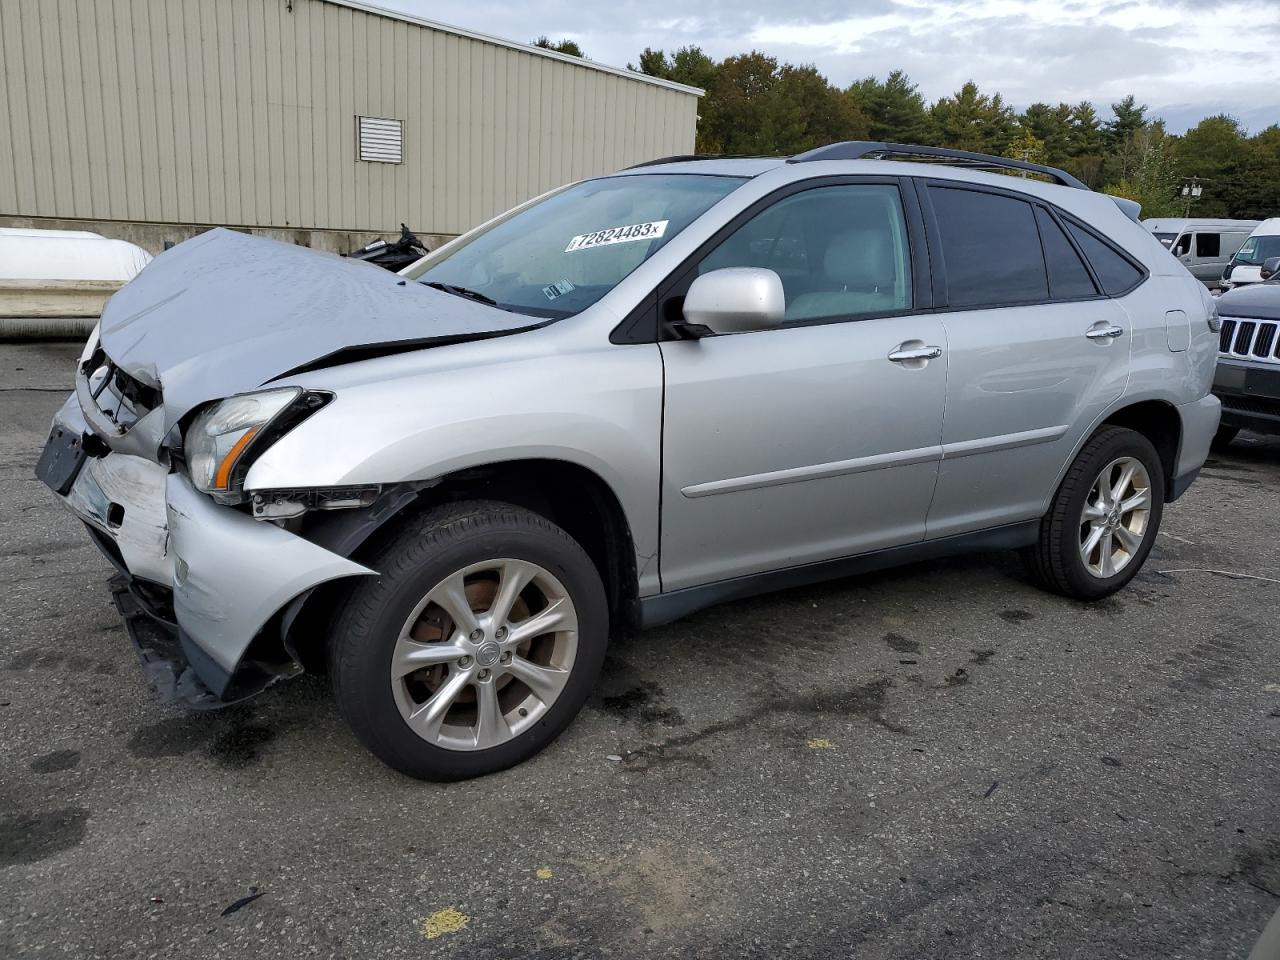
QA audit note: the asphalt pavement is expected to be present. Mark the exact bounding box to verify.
[2,341,1278,959]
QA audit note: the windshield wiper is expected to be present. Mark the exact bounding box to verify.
[422,281,499,307]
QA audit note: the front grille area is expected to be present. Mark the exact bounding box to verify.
[81,346,161,431]
[1219,316,1280,364]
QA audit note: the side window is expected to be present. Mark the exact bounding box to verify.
[1195,232,1221,258]
[698,184,912,323]
[1065,221,1145,295]
[1035,207,1098,300]
[1173,234,1192,257]
[930,187,1048,307]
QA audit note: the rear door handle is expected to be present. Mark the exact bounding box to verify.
[1085,324,1124,341]
[888,344,943,362]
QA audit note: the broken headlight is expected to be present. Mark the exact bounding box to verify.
[186,388,330,503]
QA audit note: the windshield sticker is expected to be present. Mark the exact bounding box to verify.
[542,278,577,301]
[565,220,668,253]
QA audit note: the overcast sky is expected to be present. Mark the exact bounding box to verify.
[378,0,1280,134]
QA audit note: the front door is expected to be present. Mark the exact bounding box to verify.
[657,182,947,591]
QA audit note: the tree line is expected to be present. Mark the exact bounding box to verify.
[537,39,1279,220]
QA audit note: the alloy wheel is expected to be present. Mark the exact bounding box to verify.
[390,559,579,751]
[1078,456,1153,579]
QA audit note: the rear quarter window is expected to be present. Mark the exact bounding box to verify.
[1064,220,1145,296]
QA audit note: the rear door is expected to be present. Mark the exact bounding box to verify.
[657,179,948,591]
[920,183,1136,539]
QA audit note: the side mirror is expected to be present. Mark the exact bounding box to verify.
[1261,257,1280,281]
[682,267,785,336]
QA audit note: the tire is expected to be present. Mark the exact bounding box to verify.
[1023,426,1165,601]
[329,500,608,781]
[1210,425,1239,451]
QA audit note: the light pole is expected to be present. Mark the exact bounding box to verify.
[1181,177,1204,217]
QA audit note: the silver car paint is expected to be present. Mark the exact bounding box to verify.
[97,227,542,430]
[657,315,947,590]
[46,156,1220,691]
[923,296,1134,539]
[166,473,373,678]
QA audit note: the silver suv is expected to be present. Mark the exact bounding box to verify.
[38,142,1221,780]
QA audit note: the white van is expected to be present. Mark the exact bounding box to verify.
[1143,218,1259,287]
[1222,218,1280,290]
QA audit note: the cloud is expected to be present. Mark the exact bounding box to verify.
[377,0,1280,131]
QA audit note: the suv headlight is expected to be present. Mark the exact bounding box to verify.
[186,388,330,502]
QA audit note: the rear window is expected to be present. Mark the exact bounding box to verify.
[1064,221,1145,296]
[930,187,1048,307]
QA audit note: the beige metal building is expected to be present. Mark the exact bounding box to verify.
[0,0,701,253]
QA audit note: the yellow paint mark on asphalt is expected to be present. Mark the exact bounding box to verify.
[807,738,834,749]
[536,867,554,880]
[1265,683,1280,693]
[422,907,470,940]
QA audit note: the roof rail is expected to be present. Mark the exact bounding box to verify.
[624,154,759,169]
[788,141,1088,190]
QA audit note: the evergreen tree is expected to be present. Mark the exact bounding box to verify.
[848,70,935,144]
[930,81,1016,154]
[1105,95,1147,150]
[532,37,585,58]
[1020,102,1073,165]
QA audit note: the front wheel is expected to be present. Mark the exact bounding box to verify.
[329,500,608,780]
[1024,426,1165,601]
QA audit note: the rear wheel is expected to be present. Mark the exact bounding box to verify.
[1024,427,1164,601]
[330,501,608,780]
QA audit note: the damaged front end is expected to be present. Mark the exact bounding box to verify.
[38,228,544,709]
[38,348,376,706]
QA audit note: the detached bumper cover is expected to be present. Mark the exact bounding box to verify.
[44,395,374,701]
[166,472,372,692]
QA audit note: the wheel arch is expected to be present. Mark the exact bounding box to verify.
[282,458,642,671]
[1098,399,1182,501]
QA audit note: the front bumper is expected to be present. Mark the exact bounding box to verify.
[40,392,373,703]
[1213,359,1280,435]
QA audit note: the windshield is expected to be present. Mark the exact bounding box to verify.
[413,174,746,319]
[1233,234,1280,265]
[1152,232,1177,247]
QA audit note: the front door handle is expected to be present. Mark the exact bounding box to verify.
[1085,323,1125,341]
[888,344,943,362]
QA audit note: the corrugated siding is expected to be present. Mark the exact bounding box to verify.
[0,0,699,235]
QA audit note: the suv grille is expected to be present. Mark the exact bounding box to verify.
[1219,316,1280,364]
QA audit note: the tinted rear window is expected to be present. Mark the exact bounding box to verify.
[1035,207,1097,300]
[931,187,1048,307]
[1065,221,1144,295]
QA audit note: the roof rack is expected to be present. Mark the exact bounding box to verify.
[624,154,759,169]
[787,142,1088,190]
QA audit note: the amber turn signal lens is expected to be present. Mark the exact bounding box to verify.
[213,427,260,490]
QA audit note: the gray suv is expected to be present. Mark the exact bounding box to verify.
[37,142,1221,780]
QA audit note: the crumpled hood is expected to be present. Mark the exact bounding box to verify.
[99,227,539,424]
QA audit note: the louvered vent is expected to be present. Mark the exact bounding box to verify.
[356,116,403,163]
